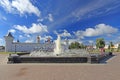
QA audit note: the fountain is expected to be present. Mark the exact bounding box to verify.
[54,35,62,55]
[29,35,90,57]
[8,34,112,63]
[29,35,89,57]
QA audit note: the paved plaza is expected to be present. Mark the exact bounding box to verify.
[0,53,120,80]
[0,54,8,64]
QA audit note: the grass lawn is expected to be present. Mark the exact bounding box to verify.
[0,52,26,54]
[88,49,120,54]
[0,52,13,54]
[0,49,120,54]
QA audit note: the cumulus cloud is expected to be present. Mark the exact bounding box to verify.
[0,0,40,16]
[40,35,53,41]
[53,30,58,35]
[48,14,54,22]
[68,39,83,44]
[25,39,33,43]
[54,30,71,37]
[19,34,31,39]
[0,0,12,12]
[24,35,53,43]
[73,30,84,39]
[14,23,48,34]
[25,34,31,38]
[37,18,44,22]
[60,30,71,37]
[88,40,94,44]
[0,38,4,45]
[0,38,3,42]
[19,35,23,38]
[44,35,53,40]
[37,13,54,22]
[74,23,118,38]
[8,29,16,33]
[84,24,118,37]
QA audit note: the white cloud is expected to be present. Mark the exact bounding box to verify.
[25,39,33,43]
[14,23,48,34]
[0,38,2,41]
[88,40,94,44]
[2,16,7,21]
[8,29,16,33]
[53,30,58,35]
[0,0,40,16]
[0,13,7,21]
[0,0,12,12]
[71,0,120,20]
[60,30,71,37]
[74,23,118,38]
[19,34,31,39]
[26,34,31,38]
[49,0,120,28]
[68,39,83,44]
[84,24,118,37]
[48,14,53,22]
[37,18,44,22]
[37,13,54,22]
[40,35,53,41]
[0,38,3,42]
[54,30,71,37]
[44,35,53,40]
[73,30,84,39]
[0,38,4,46]
[24,35,53,43]
[19,35,23,38]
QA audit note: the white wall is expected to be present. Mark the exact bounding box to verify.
[10,42,54,52]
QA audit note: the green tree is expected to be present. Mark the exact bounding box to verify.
[96,38,105,49]
[109,42,114,52]
[79,43,86,49]
[69,42,86,49]
[110,42,114,47]
[69,42,80,49]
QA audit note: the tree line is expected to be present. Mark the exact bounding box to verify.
[69,38,120,52]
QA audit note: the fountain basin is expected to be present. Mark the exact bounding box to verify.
[7,52,112,63]
[8,56,88,63]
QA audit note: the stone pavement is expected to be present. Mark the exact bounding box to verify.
[0,53,120,80]
[0,54,9,64]
[106,53,120,64]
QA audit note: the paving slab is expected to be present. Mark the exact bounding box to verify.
[0,53,120,80]
[0,54,9,64]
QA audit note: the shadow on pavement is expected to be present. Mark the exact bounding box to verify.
[100,55,115,64]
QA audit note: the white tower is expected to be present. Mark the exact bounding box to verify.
[4,32,14,52]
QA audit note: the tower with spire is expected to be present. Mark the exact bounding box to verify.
[4,32,14,52]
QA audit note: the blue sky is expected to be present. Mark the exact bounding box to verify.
[0,0,120,45]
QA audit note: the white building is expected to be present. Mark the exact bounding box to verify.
[114,43,119,49]
[4,32,54,52]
